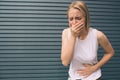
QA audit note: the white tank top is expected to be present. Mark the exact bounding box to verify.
[68,28,101,80]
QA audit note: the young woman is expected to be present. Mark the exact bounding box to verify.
[61,1,114,80]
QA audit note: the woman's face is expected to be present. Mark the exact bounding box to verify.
[68,8,85,28]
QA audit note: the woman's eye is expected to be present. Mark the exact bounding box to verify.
[76,17,82,20]
[69,18,73,21]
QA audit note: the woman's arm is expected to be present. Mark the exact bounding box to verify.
[77,30,114,78]
[94,30,114,69]
[61,28,76,66]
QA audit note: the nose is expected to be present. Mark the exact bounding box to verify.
[72,19,77,25]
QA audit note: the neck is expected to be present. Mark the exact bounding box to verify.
[78,28,89,40]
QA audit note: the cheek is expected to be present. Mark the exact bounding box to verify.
[83,21,86,26]
[82,19,86,26]
[69,21,72,27]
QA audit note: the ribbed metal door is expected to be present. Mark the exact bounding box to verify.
[0,0,120,80]
[0,0,70,80]
[85,1,120,80]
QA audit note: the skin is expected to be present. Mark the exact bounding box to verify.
[61,8,114,78]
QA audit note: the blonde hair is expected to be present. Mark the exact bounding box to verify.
[67,0,90,29]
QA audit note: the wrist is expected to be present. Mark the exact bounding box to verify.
[93,64,100,71]
[70,30,76,38]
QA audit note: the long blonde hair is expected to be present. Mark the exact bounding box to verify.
[67,1,90,29]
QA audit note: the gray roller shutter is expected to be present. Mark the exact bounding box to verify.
[0,0,71,80]
[0,0,120,80]
[85,1,120,80]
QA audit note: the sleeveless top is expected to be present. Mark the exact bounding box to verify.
[67,28,101,80]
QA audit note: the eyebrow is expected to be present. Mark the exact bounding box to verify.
[69,16,82,18]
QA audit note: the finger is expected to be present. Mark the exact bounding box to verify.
[77,70,90,78]
[70,28,76,35]
[77,70,86,75]
[72,22,83,29]
[77,68,84,72]
[74,24,84,34]
[78,71,89,78]
[74,22,82,27]
[74,22,84,30]
[70,27,79,37]
[79,72,87,77]
[71,22,80,28]
[71,21,83,32]
[71,22,84,35]
[83,63,91,67]
[83,74,89,78]
[76,24,84,32]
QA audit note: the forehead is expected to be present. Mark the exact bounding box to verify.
[68,8,83,17]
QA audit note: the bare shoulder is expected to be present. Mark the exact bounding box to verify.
[62,28,69,33]
[96,30,105,39]
[96,30,111,49]
[96,29,114,54]
[62,28,70,37]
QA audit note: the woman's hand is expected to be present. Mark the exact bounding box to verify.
[77,64,98,78]
[70,22,84,37]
